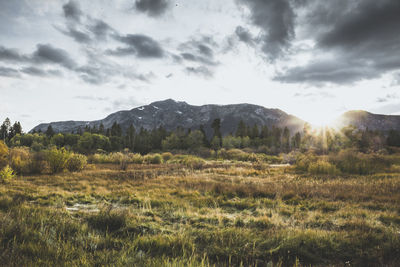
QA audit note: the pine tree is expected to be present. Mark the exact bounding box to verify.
[46,125,55,137]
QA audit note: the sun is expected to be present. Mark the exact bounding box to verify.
[304,111,340,128]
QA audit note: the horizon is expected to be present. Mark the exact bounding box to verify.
[1,0,400,130]
[27,98,387,133]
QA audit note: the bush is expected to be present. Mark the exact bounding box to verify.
[0,141,8,169]
[329,149,392,174]
[144,153,163,164]
[308,160,340,175]
[0,165,15,183]
[168,155,205,169]
[46,148,70,173]
[130,153,144,164]
[66,154,87,172]
[28,151,47,174]
[9,147,30,174]
[295,153,317,172]
[161,152,173,161]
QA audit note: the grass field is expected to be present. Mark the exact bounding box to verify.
[1,161,400,266]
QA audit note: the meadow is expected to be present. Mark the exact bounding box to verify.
[1,153,400,266]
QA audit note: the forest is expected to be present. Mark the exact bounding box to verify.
[1,117,400,266]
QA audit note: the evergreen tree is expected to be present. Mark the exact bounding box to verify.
[0,118,11,141]
[99,123,105,135]
[236,120,247,137]
[45,125,55,137]
[211,118,222,146]
[282,127,290,152]
[199,125,209,147]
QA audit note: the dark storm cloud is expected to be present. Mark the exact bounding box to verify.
[235,26,255,45]
[275,60,378,85]
[89,19,114,40]
[179,52,216,66]
[135,0,170,17]
[59,0,115,44]
[58,27,91,43]
[21,67,62,77]
[276,0,400,85]
[0,66,20,78]
[0,46,28,62]
[63,0,82,22]
[178,37,218,66]
[32,44,76,69]
[318,1,400,49]
[237,0,295,61]
[185,66,213,78]
[109,34,164,58]
[0,44,76,73]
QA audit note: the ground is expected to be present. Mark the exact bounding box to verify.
[1,161,400,266]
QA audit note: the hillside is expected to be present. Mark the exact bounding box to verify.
[31,99,306,137]
[336,110,400,132]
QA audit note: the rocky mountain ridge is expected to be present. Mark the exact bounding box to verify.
[31,99,306,137]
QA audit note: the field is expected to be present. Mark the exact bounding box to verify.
[1,160,400,266]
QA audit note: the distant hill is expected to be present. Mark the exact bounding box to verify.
[31,99,306,137]
[336,110,400,132]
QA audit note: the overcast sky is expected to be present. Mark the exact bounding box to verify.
[1,0,400,130]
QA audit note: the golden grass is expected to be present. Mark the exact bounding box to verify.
[0,161,399,266]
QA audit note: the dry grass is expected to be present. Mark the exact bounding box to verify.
[0,161,399,266]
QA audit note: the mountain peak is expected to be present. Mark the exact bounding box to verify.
[149,99,188,107]
[30,99,305,136]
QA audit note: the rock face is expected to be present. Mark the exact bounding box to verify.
[336,110,400,132]
[31,99,306,137]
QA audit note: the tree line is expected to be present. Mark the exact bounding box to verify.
[2,117,400,155]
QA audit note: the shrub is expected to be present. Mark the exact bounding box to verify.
[0,140,8,169]
[295,153,317,172]
[66,154,87,172]
[0,165,15,183]
[161,152,173,161]
[28,151,47,174]
[308,160,340,175]
[46,148,70,173]
[130,153,144,164]
[169,155,205,169]
[329,149,392,174]
[144,153,163,164]
[9,147,30,174]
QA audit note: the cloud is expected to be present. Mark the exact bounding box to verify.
[135,0,170,17]
[178,37,218,66]
[32,44,76,69]
[237,0,295,61]
[185,66,213,78]
[276,0,400,85]
[0,46,29,62]
[275,59,378,85]
[21,66,62,77]
[63,0,82,22]
[0,66,20,78]
[235,26,255,46]
[376,93,398,103]
[58,27,91,43]
[109,34,164,58]
[59,0,115,44]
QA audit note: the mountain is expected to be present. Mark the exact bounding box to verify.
[31,99,306,137]
[336,110,400,132]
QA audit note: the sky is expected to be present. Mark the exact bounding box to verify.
[1,0,400,131]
